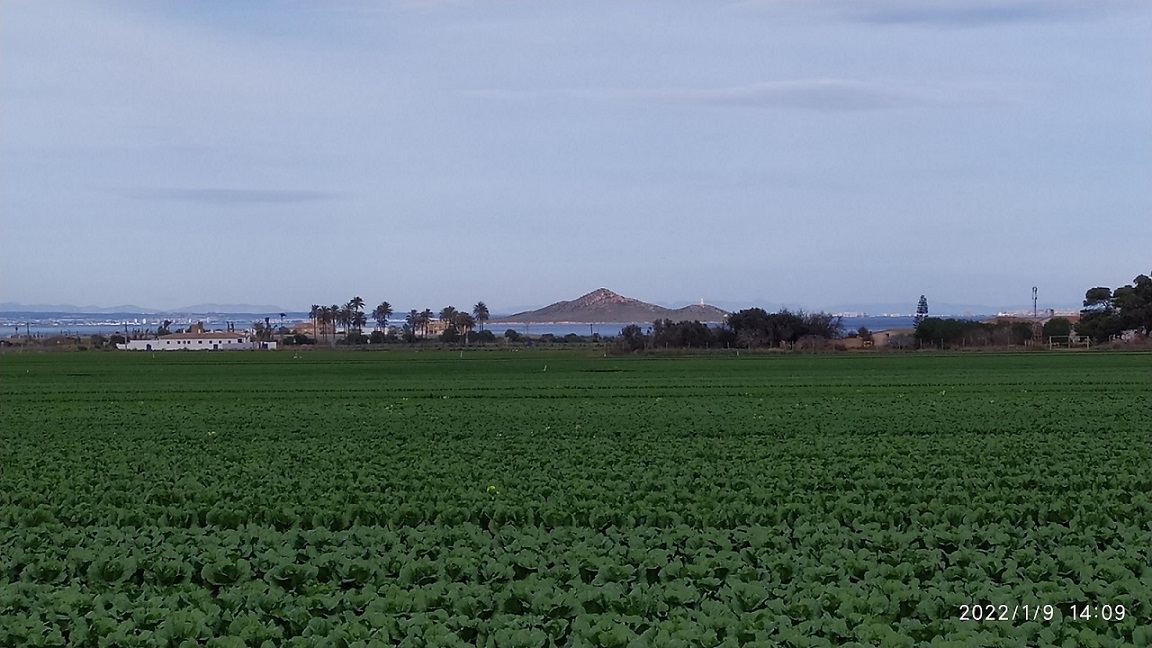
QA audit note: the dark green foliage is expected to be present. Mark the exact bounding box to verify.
[615,324,647,352]
[1009,322,1035,345]
[725,309,843,348]
[914,317,1028,348]
[473,330,497,344]
[1041,318,1072,339]
[915,295,929,325]
[1112,274,1152,335]
[335,332,367,345]
[651,319,713,348]
[1077,272,1152,341]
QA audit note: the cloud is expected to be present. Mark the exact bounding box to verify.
[127,188,342,205]
[850,0,1128,27]
[466,80,933,112]
[613,80,924,111]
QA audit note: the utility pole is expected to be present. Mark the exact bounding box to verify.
[1032,286,1038,319]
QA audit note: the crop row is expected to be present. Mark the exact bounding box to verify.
[2,351,1150,646]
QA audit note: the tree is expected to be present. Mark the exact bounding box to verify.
[1077,287,1121,343]
[439,306,459,333]
[330,304,342,339]
[1041,318,1072,340]
[915,317,1007,348]
[1074,273,1152,342]
[504,329,523,343]
[914,296,929,326]
[802,311,843,339]
[317,306,331,344]
[1082,287,1113,311]
[346,297,366,334]
[439,325,461,344]
[404,310,420,342]
[473,302,490,332]
[726,308,771,348]
[455,312,476,340]
[351,311,367,337]
[616,324,648,352]
[1112,273,1152,336]
[1010,322,1035,345]
[337,305,353,339]
[156,319,173,336]
[372,302,393,332]
[310,304,321,341]
[419,309,434,337]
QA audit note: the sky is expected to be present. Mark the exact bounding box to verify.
[2,0,1150,314]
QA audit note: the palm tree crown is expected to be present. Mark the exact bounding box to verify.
[472,302,490,331]
[372,302,393,331]
[438,306,458,333]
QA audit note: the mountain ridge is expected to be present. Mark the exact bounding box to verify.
[493,288,728,323]
[0,302,288,314]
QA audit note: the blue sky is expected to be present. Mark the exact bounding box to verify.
[2,1,1149,314]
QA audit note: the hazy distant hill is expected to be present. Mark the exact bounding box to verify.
[171,304,287,314]
[494,288,728,323]
[0,302,288,315]
[0,302,150,314]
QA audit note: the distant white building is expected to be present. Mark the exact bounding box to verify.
[119,331,276,351]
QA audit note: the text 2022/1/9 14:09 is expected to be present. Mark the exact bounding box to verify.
[960,604,1127,622]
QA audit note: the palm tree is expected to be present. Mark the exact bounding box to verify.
[472,302,490,332]
[351,311,367,337]
[347,297,366,334]
[456,312,476,342]
[309,304,321,341]
[439,306,459,333]
[372,302,393,332]
[339,305,354,338]
[405,310,419,339]
[317,306,330,344]
[331,304,343,339]
[419,309,434,337]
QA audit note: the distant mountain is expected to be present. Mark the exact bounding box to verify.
[0,302,151,314]
[0,302,290,315]
[493,288,728,323]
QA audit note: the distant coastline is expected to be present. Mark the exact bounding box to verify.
[4,312,934,338]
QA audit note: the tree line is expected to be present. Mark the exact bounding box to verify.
[614,309,845,352]
[910,271,1152,348]
[1075,272,1152,342]
[304,298,492,345]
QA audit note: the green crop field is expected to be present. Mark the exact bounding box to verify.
[2,350,1150,647]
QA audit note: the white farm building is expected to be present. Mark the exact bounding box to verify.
[119,332,277,351]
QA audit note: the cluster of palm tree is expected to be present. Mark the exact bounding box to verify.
[308,299,489,343]
[309,297,391,344]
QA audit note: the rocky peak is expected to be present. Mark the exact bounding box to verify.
[573,288,630,307]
